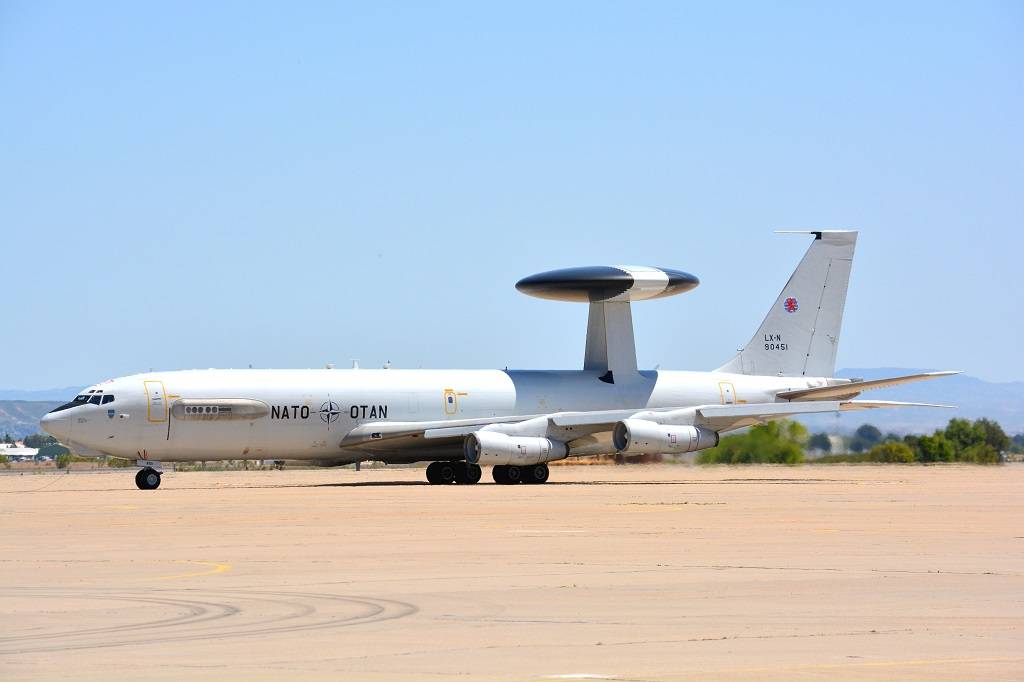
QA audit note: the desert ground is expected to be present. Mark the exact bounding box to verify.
[0,464,1021,681]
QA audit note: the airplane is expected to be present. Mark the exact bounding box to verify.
[40,231,955,490]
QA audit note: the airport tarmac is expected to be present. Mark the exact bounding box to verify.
[1,464,1021,681]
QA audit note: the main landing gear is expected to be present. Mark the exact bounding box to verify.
[424,462,551,485]
[135,467,162,490]
[425,461,482,485]
[492,463,549,485]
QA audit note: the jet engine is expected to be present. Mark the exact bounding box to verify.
[612,419,719,455]
[464,431,568,466]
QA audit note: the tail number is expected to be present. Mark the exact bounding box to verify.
[764,333,788,351]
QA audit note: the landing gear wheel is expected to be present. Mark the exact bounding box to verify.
[436,462,456,484]
[427,462,459,485]
[135,468,161,490]
[455,463,482,485]
[425,461,442,484]
[523,463,549,484]
[492,465,522,485]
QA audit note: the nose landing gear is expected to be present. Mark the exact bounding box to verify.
[135,467,162,490]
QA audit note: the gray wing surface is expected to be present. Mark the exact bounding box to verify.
[338,400,949,460]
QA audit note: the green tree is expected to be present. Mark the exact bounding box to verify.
[697,420,806,464]
[944,418,984,451]
[23,433,58,449]
[850,423,883,452]
[1011,434,1024,454]
[974,418,1009,452]
[39,443,71,462]
[1,432,13,444]
[866,441,915,463]
[916,433,955,463]
[808,433,832,452]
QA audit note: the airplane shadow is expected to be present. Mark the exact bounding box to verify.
[179,478,858,490]
[4,476,871,493]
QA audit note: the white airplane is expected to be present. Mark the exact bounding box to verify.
[41,231,955,489]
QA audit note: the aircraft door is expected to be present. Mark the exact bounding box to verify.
[443,388,458,416]
[719,382,736,405]
[144,380,168,422]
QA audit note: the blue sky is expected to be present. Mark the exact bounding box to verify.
[1,1,1021,389]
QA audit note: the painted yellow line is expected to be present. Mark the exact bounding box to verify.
[147,560,232,581]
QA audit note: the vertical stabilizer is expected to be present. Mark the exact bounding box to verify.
[716,231,857,378]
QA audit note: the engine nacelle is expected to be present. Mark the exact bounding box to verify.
[464,431,568,466]
[612,419,719,455]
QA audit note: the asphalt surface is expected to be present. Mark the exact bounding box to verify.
[1,464,1021,681]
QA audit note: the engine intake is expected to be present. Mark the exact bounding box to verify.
[464,432,568,466]
[612,419,719,455]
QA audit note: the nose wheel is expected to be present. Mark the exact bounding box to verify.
[135,467,162,490]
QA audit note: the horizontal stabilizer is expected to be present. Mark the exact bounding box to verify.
[777,371,960,401]
[693,399,953,432]
[837,400,955,410]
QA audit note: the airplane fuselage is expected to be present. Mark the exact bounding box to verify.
[50,368,828,464]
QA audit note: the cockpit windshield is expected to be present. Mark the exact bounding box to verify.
[48,391,115,413]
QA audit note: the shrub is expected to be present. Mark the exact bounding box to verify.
[697,420,806,464]
[958,442,1000,463]
[866,441,915,463]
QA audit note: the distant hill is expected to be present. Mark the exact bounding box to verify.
[795,368,1024,435]
[0,401,62,439]
[0,370,1019,440]
[0,387,83,401]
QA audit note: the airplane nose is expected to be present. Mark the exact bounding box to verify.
[40,411,71,441]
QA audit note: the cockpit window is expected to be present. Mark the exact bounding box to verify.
[49,394,92,413]
[89,394,102,405]
[101,395,115,405]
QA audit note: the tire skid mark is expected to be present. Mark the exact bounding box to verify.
[0,592,238,643]
[0,588,417,655]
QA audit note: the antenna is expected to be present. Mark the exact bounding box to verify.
[515,265,699,382]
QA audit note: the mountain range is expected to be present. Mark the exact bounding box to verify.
[795,368,1024,435]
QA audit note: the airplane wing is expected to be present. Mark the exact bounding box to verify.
[339,399,950,459]
[776,371,960,401]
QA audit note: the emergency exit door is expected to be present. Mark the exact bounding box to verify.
[719,382,736,405]
[144,380,168,422]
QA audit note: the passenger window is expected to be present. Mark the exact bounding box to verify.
[89,395,102,405]
[102,395,114,405]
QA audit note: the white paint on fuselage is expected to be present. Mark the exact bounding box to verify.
[59,368,826,463]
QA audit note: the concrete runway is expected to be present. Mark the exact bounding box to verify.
[1,464,1021,681]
